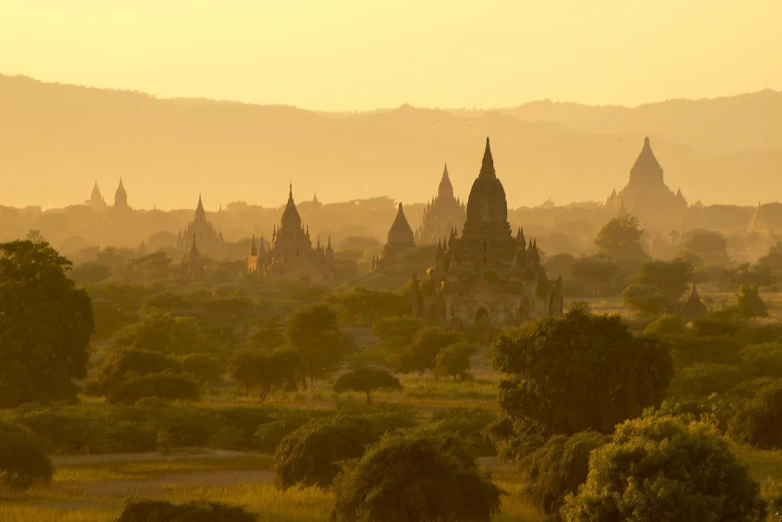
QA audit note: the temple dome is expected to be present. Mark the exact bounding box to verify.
[629,137,664,184]
[281,184,302,230]
[387,203,415,248]
[465,137,508,225]
[438,164,454,201]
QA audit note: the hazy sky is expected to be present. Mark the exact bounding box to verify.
[2,1,781,110]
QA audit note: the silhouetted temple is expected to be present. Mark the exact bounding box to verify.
[87,181,106,210]
[413,137,563,327]
[606,137,687,228]
[679,284,708,323]
[114,178,130,211]
[247,184,335,282]
[179,234,205,279]
[415,164,465,245]
[370,202,416,274]
[176,194,224,256]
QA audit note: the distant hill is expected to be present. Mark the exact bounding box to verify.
[1,74,780,210]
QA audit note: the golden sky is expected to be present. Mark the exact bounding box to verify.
[2,1,781,109]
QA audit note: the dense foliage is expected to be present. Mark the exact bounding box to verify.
[333,367,402,404]
[0,421,54,490]
[0,240,94,407]
[117,499,257,522]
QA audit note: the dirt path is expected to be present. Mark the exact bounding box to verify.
[50,449,258,466]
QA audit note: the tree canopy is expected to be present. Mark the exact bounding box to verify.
[231,349,304,401]
[287,305,353,388]
[492,309,673,438]
[0,240,94,407]
[562,416,767,522]
[333,367,402,404]
[594,216,647,262]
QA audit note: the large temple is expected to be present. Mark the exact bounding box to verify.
[176,195,224,256]
[247,184,335,282]
[370,202,416,274]
[606,137,687,229]
[413,137,564,327]
[415,164,465,245]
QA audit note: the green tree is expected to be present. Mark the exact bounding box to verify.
[570,255,621,296]
[231,349,304,401]
[0,421,54,490]
[274,416,378,490]
[639,259,691,303]
[643,314,686,335]
[287,305,353,389]
[331,432,501,522]
[178,353,226,384]
[729,263,776,288]
[737,285,768,318]
[681,230,729,266]
[84,348,181,396]
[327,287,409,325]
[70,261,112,285]
[729,381,782,449]
[520,431,608,521]
[562,416,767,522]
[333,368,402,404]
[117,499,257,522]
[246,315,285,351]
[397,327,463,377]
[372,316,425,350]
[106,372,200,405]
[492,310,673,437]
[622,284,667,315]
[434,341,476,381]
[111,309,208,355]
[594,215,647,262]
[0,240,94,407]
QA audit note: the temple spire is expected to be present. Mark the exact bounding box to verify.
[479,137,496,178]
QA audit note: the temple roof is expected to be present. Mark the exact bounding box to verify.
[195,193,207,221]
[466,137,508,225]
[629,137,664,184]
[479,137,496,178]
[438,163,454,201]
[115,178,128,207]
[387,203,415,247]
[679,284,708,322]
[280,183,302,230]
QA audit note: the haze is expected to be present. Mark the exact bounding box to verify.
[2,1,781,110]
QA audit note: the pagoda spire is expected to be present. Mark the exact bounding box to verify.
[438,162,454,200]
[479,137,496,178]
[195,193,206,220]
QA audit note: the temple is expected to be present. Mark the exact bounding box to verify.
[247,184,335,282]
[176,194,224,256]
[606,137,687,229]
[678,284,708,323]
[413,137,564,327]
[371,203,416,274]
[415,164,465,245]
[87,181,106,210]
[179,234,205,279]
[114,178,130,210]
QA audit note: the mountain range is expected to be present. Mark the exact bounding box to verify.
[1,74,780,211]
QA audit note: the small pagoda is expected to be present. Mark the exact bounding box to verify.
[679,284,708,323]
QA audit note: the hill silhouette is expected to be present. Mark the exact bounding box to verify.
[1,74,780,210]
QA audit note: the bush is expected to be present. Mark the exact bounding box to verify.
[427,407,497,457]
[667,334,743,367]
[331,432,501,522]
[255,409,330,454]
[729,381,782,449]
[0,422,54,490]
[693,314,741,336]
[84,348,182,396]
[521,431,607,521]
[562,416,767,522]
[740,343,782,380]
[434,341,477,380]
[178,353,225,384]
[231,349,304,401]
[274,416,379,490]
[667,363,743,399]
[117,499,257,522]
[106,372,200,404]
[737,285,768,319]
[333,368,402,404]
[372,316,425,350]
[643,314,686,336]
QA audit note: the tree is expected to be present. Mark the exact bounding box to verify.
[644,314,686,335]
[434,341,476,380]
[69,261,112,285]
[594,216,647,262]
[737,285,768,318]
[0,240,94,407]
[274,416,378,490]
[397,327,463,377]
[492,309,673,437]
[111,309,208,355]
[728,263,776,288]
[246,315,285,351]
[333,368,402,404]
[729,381,782,449]
[639,259,691,303]
[331,433,501,522]
[106,372,200,404]
[287,305,353,389]
[520,431,608,521]
[570,256,621,296]
[562,416,767,522]
[372,316,425,350]
[84,348,182,396]
[231,349,304,401]
[326,287,409,325]
[0,422,54,490]
[681,230,729,266]
[178,353,225,384]
[622,284,667,315]
[117,499,257,522]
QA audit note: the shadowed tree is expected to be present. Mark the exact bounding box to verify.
[333,368,402,404]
[231,349,304,401]
[0,240,94,407]
[287,305,353,390]
[594,215,647,263]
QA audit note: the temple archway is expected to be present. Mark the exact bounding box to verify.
[475,307,490,325]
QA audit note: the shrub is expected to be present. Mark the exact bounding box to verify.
[643,314,686,336]
[331,432,501,522]
[667,334,743,367]
[737,285,768,319]
[521,431,608,521]
[84,348,181,396]
[274,416,378,490]
[106,372,200,405]
[0,422,54,490]
[117,499,257,522]
[667,363,743,399]
[333,368,402,404]
[434,341,477,381]
[231,349,304,401]
[255,409,330,454]
[562,416,767,522]
[729,381,782,449]
[427,407,497,457]
[178,353,225,384]
[693,314,741,336]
